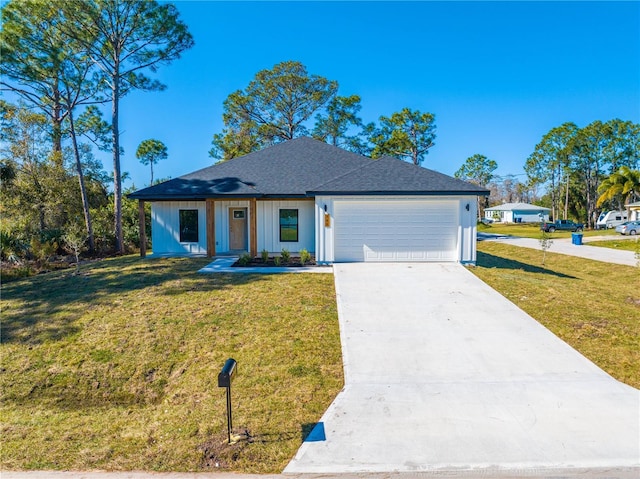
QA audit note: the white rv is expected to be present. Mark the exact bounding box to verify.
[596,210,628,229]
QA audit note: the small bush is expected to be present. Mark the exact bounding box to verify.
[280,248,290,263]
[300,248,311,265]
[261,249,269,262]
[238,253,252,266]
[0,230,26,261]
[30,237,58,263]
[273,256,281,266]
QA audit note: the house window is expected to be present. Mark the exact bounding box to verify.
[179,209,198,243]
[279,209,298,242]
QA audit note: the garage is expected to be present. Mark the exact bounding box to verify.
[333,199,459,262]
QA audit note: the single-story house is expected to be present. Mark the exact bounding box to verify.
[625,201,640,221]
[129,137,489,264]
[484,202,550,223]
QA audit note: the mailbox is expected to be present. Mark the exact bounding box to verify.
[218,358,237,444]
[218,358,237,388]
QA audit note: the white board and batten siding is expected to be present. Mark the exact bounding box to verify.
[150,199,315,256]
[256,200,315,254]
[151,201,207,255]
[315,196,478,264]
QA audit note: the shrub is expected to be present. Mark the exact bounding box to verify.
[261,249,269,262]
[238,253,252,266]
[273,256,281,266]
[300,248,311,265]
[30,237,58,263]
[0,230,26,261]
[280,248,290,263]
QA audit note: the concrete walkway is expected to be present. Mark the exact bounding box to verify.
[197,257,332,274]
[478,233,638,266]
[285,263,640,474]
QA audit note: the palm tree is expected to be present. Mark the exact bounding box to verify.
[597,166,640,209]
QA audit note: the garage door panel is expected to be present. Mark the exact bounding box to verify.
[334,200,459,262]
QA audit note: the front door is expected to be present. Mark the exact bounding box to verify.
[229,208,247,251]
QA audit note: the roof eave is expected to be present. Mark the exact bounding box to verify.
[308,190,490,196]
[127,193,311,201]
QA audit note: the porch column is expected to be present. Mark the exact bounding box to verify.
[249,198,257,257]
[138,200,146,258]
[206,198,216,257]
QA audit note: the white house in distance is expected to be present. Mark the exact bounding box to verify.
[484,202,550,223]
[129,137,489,264]
[626,201,640,221]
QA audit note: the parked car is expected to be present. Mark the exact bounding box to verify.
[540,219,584,233]
[615,220,640,235]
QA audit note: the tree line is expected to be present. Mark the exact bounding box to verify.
[1,0,193,258]
[209,60,437,167]
[524,120,639,228]
[452,121,639,227]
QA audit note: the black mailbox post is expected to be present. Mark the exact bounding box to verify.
[218,358,237,443]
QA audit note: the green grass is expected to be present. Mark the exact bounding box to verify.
[586,237,639,252]
[3,248,638,472]
[0,256,343,473]
[472,242,640,389]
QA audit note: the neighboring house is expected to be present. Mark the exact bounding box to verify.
[484,202,550,223]
[129,137,489,264]
[626,201,640,221]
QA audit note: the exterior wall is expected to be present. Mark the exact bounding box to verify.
[485,209,549,223]
[458,197,478,264]
[256,199,315,253]
[150,199,315,256]
[622,204,639,221]
[151,201,207,255]
[315,195,479,264]
[513,209,549,223]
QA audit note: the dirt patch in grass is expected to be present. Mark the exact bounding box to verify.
[0,256,343,472]
[472,242,640,389]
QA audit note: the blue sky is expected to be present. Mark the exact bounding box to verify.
[90,1,640,188]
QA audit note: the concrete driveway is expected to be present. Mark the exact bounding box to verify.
[478,233,637,266]
[285,263,640,474]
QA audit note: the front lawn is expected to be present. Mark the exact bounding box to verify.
[3,249,638,473]
[586,237,640,252]
[472,242,640,389]
[0,256,343,473]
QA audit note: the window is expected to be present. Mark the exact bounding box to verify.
[279,209,298,242]
[179,209,198,243]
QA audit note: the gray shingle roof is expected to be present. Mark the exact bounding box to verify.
[308,155,489,195]
[485,202,551,212]
[129,137,489,200]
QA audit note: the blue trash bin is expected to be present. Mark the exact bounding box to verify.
[571,233,583,245]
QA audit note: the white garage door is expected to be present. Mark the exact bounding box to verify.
[333,200,459,262]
